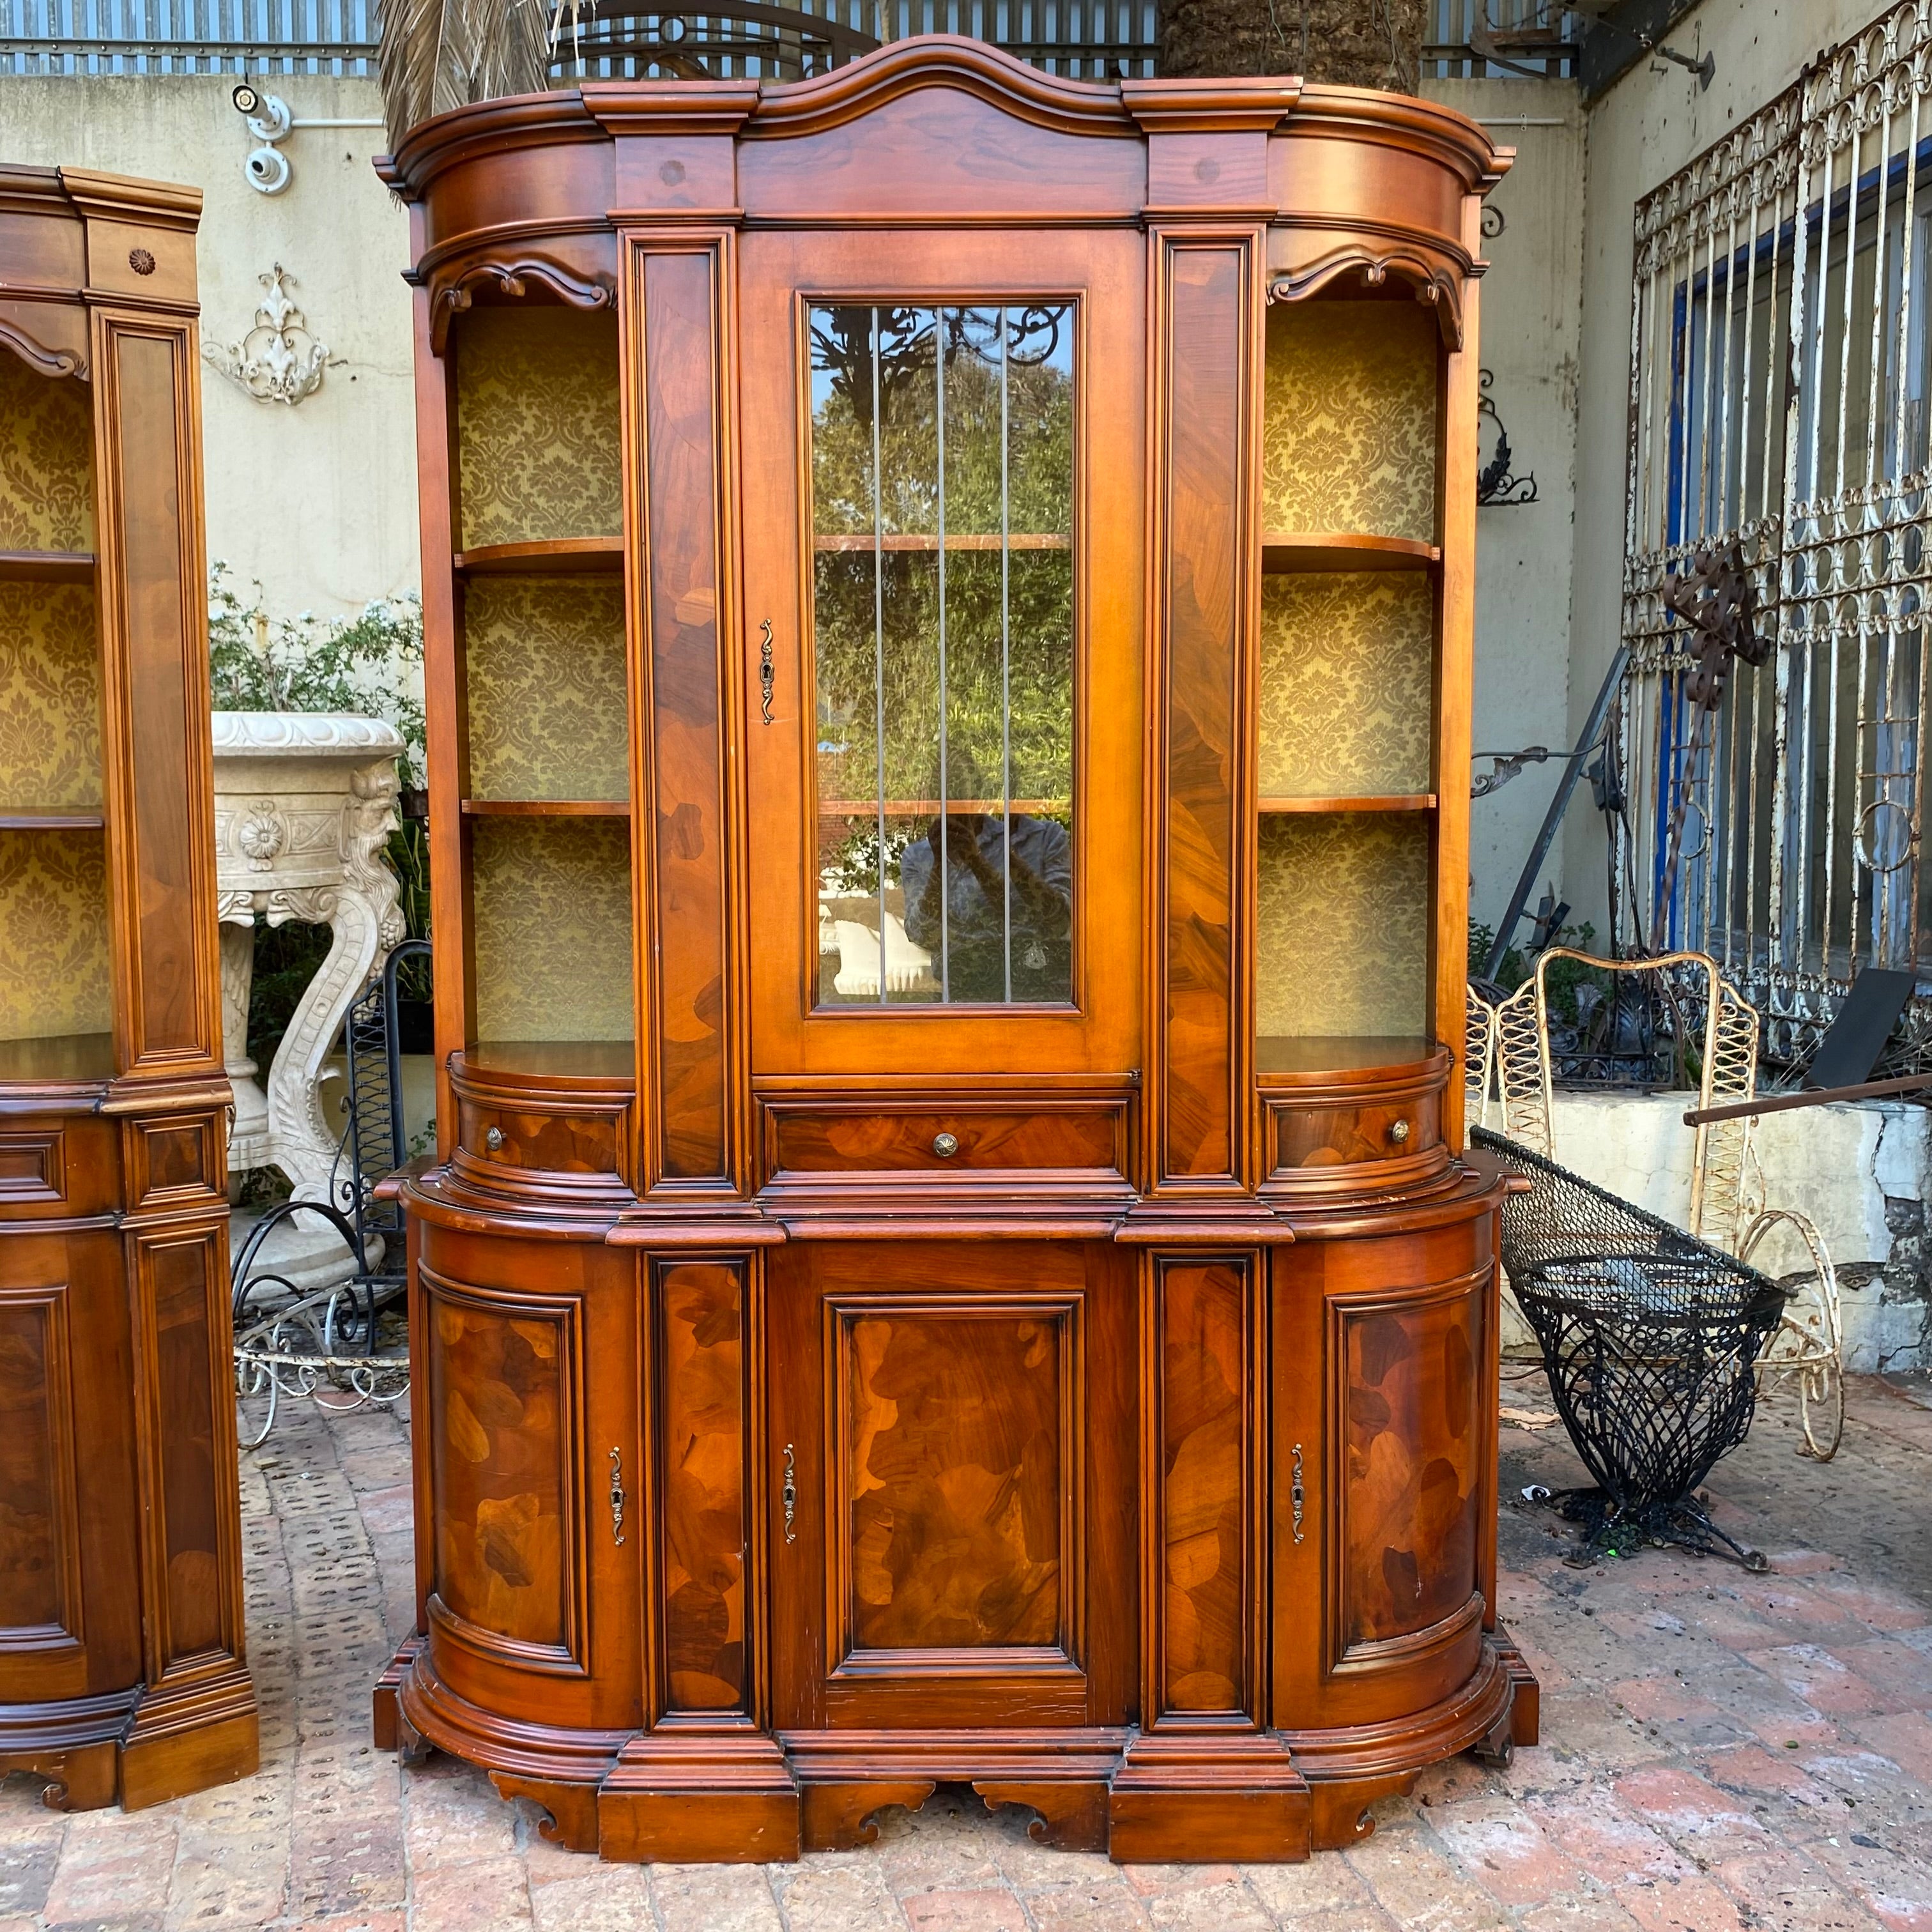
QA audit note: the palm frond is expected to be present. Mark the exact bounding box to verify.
[376,0,557,156]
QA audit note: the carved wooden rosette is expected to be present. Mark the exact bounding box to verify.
[0,164,259,1812]
[372,43,1529,1866]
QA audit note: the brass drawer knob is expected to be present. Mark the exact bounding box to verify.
[484,1126,505,1152]
[931,1131,959,1158]
[1387,1118,1411,1146]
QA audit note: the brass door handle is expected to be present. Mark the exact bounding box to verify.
[609,1446,627,1545]
[759,618,775,724]
[781,1443,797,1544]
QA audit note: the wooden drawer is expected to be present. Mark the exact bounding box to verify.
[457,1096,624,1177]
[0,1112,119,1221]
[447,1051,635,1209]
[761,1097,1130,1181]
[1261,1050,1451,1200]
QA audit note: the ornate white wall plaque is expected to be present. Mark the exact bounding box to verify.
[204,264,332,406]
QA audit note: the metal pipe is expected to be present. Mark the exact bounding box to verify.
[1683,1070,1932,1124]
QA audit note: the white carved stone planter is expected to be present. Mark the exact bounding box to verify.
[213,712,406,1214]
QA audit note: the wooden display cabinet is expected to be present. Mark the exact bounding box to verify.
[374,41,1536,1864]
[0,167,259,1810]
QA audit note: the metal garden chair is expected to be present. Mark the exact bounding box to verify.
[231,939,427,1446]
[1488,949,1843,1460]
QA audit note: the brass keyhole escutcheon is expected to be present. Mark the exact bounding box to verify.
[1387,1118,1411,1145]
[484,1126,505,1152]
[932,1131,959,1158]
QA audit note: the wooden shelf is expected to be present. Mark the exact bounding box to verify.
[461,799,630,816]
[820,798,1069,816]
[453,537,623,576]
[0,550,95,583]
[0,811,105,829]
[1255,1034,1436,1081]
[1261,533,1439,573]
[813,533,1070,553]
[0,1031,116,1084]
[462,1039,636,1091]
[1259,794,1435,815]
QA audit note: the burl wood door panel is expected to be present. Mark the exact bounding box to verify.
[0,1229,141,1703]
[1272,1214,1498,1731]
[1154,1257,1254,1721]
[654,1258,749,1715]
[415,1229,641,1732]
[769,1240,1133,1731]
[1335,1283,1483,1657]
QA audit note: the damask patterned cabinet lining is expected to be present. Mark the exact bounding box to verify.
[0,344,107,1056]
[448,303,634,1071]
[1255,296,1444,1077]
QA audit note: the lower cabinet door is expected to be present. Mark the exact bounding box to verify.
[768,1240,1135,1733]
[415,1223,642,1735]
[0,1227,142,1706]
[1271,1205,1499,1733]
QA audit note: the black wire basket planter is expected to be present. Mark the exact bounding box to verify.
[1473,1128,1789,1571]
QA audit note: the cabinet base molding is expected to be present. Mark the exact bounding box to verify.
[494,1774,603,1853]
[1492,1625,1542,1747]
[376,1629,1537,1864]
[1108,1731,1311,1863]
[0,1687,135,1813]
[0,1675,257,1814]
[118,1669,260,1812]
[371,1635,425,1752]
[395,1645,631,1788]
[0,1739,119,1813]
[598,1733,802,1863]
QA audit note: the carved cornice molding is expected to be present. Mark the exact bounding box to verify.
[1267,240,1468,349]
[748,36,1135,139]
[1121,75,1301,134]
[1288,84,1510,193]
[0,314,87,381]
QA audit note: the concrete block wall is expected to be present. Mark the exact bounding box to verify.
[1506,1092,1932,1373]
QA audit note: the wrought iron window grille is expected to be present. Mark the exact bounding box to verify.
[1616,4,1932,1070]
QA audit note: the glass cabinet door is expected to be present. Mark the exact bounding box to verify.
[809,302,1074,1008]
[742,231,1144,1075]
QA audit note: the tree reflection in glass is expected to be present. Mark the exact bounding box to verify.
[810,303,1075,1006]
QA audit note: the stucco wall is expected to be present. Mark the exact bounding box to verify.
[3,75,417,620]
[1514,1091,1932,1373]
[1422,77,1586,936]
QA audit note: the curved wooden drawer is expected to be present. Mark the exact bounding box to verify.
[1262,1050,1452,1199]
[448,1050,634,1208]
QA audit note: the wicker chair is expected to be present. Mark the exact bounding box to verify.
[1489,949,1843,1460]
[1474,1127,1788,1569]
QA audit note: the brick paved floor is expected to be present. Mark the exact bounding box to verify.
[6,1372,1932,1932]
